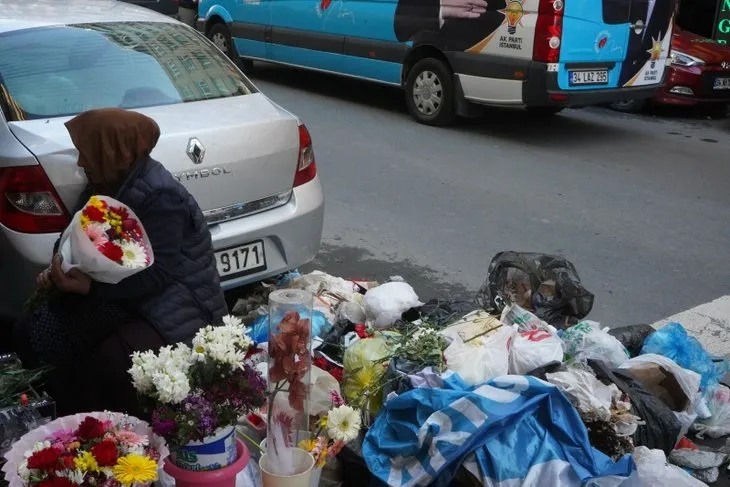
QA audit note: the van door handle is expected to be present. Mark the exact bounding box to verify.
[630,19,645,35]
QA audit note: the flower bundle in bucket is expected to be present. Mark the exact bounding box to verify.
[58,196,153,284]
[128,316,266,474]
[1,412,167,487]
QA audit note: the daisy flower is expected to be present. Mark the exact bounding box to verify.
[326,405,361,443]
[112,454,158,485]
[85,222,111,246]
[120,240,148,269]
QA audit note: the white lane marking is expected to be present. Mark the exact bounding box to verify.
[653,295,730,357]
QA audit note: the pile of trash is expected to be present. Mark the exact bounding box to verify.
[235,252,730,487]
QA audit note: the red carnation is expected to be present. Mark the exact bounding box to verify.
[82,205,106,223]
[121,218,139,233]
[74,416,106,440]
[27,447,62,471]
[90,440,118,466]
[98,241,123,264]
[61,455,76,469]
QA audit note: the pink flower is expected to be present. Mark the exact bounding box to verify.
[115,430,148,448]
[328,439,345,457]
[85,222,110,246]
[329,390,344,407]
[48,429,75,444]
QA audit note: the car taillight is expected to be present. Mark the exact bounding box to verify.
[294,124,317,187]
[0,166,69,233]
[533,0,564,63]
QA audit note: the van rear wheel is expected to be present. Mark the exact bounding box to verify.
[208,23,254,72]
[609,99,647,113]
[405,58,456,126]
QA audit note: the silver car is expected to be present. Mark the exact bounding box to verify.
[0,0,325,321]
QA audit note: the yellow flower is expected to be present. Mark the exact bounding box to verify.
[315,448,328,468]
[319,416,328,428]
[80,213,90,230]
[113,454,158,486]
[74,451,99,472]
[298,439,316,452]
[88,196,107,210]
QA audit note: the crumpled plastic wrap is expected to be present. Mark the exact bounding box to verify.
[364,282,422,329]
[633,446,708,487]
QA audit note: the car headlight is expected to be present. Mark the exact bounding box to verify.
[670,50,704,67]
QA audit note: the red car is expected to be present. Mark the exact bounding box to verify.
[611,28,730,113]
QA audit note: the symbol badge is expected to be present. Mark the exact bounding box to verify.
[187,138,206,165]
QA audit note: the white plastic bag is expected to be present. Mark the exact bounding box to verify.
[546,368,619,421]
[443,326,514,386]
[633,447,708,487]
[695,385,730,439]
[562,321,630,367]
[364,281,422,329]
[58,195,153,284]
[509,328,564,375]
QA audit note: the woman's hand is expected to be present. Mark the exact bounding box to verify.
[36,266,53,290]
[50,255,92,295]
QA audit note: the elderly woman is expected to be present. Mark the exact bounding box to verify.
[14,108,227,415]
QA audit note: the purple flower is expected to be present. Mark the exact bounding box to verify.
[180,395,217,437]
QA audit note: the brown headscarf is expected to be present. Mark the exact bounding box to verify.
[65,108,161,195]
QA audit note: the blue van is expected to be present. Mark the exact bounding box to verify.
[198,0,676,125]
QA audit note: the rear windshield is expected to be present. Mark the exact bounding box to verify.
[0,22,256,121]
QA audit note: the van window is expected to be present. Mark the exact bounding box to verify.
[0,22,256,121]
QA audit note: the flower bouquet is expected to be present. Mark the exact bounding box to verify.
[297,391,361,471]
[129,316,266,472]
[57,196,153,284]
[1,412,167,487]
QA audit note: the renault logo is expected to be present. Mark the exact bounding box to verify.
[722,61,730,70]
[187,138,206,165]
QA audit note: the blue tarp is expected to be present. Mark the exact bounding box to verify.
[363,374,636,487]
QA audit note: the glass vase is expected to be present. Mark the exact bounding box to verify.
[267,289,313,461]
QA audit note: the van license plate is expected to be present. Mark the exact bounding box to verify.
[713,78,730,90]
[569,70,609,85]
[215,240,266,279]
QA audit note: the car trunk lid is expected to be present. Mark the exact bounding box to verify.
[8,94,300,216]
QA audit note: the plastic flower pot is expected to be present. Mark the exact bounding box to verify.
[164,437,249,487]
[259,447,314,487]
[169,425,237,471]
[260,435,322,487]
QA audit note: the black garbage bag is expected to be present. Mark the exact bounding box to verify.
[401,299,480,328]
[608,324,656,358]
[589,360,682,454]
[526,361,563,380]
[317,319,358,364]
[475,251,594,329]
[381,357,428,398]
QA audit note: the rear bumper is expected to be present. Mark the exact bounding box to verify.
[522,63,662,107]
[450,53,662,108]
[653,65,730,107]
[0,176,324,321]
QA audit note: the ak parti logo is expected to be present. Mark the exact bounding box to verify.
[594,31,610,53]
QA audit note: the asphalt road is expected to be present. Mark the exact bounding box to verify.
[248,63,730,330]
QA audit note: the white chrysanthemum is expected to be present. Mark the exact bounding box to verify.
[128,350,159,394]
[120,240,148,269]
[17,459,29,481]
[192,321,252,368]
[222,314,244,327]
[152,368,191,404]
[57,469,86,484]
[326,405,361,443]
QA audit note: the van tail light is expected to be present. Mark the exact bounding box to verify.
[0,166,69,233]
[294,124,317,187]
[533,0,564,63]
